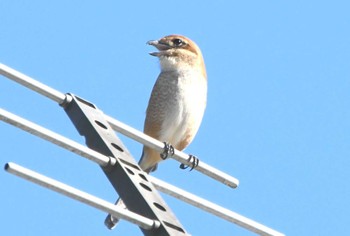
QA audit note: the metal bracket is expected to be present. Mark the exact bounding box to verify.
[63,93,189,236]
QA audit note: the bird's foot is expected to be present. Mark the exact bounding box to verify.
[160,142,174,160]
[180,154,199,171]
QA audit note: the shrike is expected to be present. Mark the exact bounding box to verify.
[140,34,207,172]
[105,34,207,229]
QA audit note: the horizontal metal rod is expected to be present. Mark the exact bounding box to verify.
[4,162,160,230]
[0,108,110,166]
[149,176,284,236]
[0,108,282,236]
[105,115,239,188]
[0,63,239,188]
[0,63,66,104]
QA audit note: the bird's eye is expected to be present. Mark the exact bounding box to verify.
[173,38,184,47]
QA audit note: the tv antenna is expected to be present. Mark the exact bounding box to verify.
[1,63,284,236]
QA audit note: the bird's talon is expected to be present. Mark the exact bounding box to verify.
[180,154,199,171]
[160,142,174,160]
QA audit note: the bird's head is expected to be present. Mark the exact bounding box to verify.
[147,35,206,77]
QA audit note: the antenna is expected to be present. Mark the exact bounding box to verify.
[0,63,284,236]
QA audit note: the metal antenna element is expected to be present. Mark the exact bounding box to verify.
[5,162,160,230]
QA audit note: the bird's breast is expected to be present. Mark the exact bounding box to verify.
[158,69,207,146]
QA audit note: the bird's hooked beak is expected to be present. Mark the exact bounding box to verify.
[147,40,172,57]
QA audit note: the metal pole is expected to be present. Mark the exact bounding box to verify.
[4,162,160,230]
[105,115,239,188]
[0,63,239,188]
[0,63,66,104]
[0,108,110,166]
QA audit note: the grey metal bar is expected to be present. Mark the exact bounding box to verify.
[63,94,188,236]
[0,108,110,166]
[105,115,239,188]
[0,63,66,104]
[4,162,160,230]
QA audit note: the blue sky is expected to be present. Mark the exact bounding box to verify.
[1,1,349,235]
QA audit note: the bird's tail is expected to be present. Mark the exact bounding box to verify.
[104,150,156,229]
[138,149,158,173]
[104,197,126,229]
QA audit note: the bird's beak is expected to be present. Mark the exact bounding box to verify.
[147,39,171,57]
[147,40,159,46]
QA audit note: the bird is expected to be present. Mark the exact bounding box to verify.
[105,34,207,229]
[139,34,207,172]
